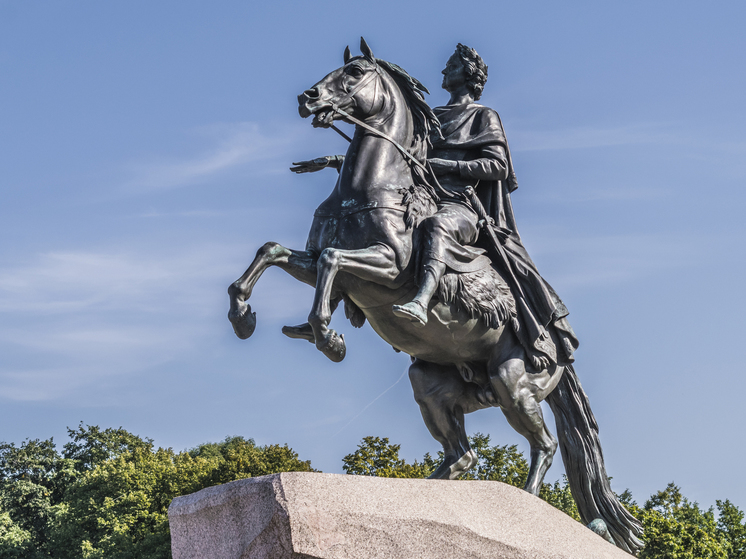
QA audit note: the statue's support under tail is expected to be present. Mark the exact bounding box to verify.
[228,242,317,339]
[546,365,644,554]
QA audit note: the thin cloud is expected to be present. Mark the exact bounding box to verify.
[512,122,681,152]
[124,121,309,191]
[0,241,316,402]
[0,248,230,314]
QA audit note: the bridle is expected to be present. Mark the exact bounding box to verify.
[326,60,429,174]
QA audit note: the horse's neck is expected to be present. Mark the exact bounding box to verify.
[341,85,414,194]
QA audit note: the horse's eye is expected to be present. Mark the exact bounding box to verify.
[346,66,364,78]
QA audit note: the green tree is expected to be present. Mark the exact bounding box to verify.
[63,423,153,473]
[635,483,728,559]
[0,438,75,558]
[190,436,315,486]
[50,434,315,558]
[716,499,746,559]
[342,436,434,478]
[0,511,34,559]
[0,427,315,559]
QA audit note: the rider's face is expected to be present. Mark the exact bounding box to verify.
[442,53,466,92]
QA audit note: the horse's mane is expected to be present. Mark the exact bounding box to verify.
[375,58,441,162]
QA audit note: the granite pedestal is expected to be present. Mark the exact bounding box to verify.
[168,472,631,558]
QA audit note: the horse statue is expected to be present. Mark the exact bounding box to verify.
[228,38,643,555]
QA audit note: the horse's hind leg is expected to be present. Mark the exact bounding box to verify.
[489,354,559,495]
[409,359,488,479]
[228,242,317,339]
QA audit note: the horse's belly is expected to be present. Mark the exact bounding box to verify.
[363,300,505,364]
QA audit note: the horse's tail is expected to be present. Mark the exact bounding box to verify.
[546,365,644,555]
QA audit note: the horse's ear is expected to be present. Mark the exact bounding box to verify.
[344,45,351,64]
[360,37,374,62]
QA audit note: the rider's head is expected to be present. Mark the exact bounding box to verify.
[452,43,488,101]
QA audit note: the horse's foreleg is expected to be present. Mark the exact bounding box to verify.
[228,242,317,339]
[409,359,487,479]
[307,245,399,362]
[489,354,559,495]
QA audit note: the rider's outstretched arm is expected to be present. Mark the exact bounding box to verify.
[289,155,345,174]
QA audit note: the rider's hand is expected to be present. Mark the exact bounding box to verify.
[428,158,459,174]
[290,157,332,174]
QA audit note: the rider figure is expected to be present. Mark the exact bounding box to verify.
[392,44,502,327]
[392,44,578,369]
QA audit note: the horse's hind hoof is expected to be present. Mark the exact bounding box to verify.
[318,331,346,362]
[282,323,315,343]
[228,303,256,339]
[428,449,477,480]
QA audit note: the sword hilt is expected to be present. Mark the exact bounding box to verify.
[464,186,491,228]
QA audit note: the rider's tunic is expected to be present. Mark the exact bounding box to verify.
[425,103,579,366]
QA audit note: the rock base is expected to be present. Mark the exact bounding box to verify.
[168,472,631,558]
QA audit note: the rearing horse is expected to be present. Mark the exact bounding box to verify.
[228,39,643,554]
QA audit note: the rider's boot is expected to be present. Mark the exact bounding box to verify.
[392,260,446,327]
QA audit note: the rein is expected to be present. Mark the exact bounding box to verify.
[329,104,427,173]
[327,61,428,174]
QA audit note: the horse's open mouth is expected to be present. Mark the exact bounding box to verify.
[312,109,335,128]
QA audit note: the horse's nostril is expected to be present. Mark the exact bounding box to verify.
[304,87,320,99]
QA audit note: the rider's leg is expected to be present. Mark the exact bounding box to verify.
[488,355,558,495]
[392,204,480,327]
[308,244,400,361]
[391,259,445,327]
[228,242,317,339]
[409,359,488,479]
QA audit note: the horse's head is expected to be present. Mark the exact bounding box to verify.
[298,37,386,128]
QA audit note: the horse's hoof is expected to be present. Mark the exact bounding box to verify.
[282,323,315,343]
[318,331,346,362]
[428,449,477,480]
[228,303,256,339]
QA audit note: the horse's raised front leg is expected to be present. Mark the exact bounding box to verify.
[228,242,317,339]
[307,245,400,362]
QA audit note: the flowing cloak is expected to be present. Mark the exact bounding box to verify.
[432,103,579,366]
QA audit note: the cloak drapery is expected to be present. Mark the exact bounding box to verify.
[432,103,579,366]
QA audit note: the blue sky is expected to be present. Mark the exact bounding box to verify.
[1,1,745,510]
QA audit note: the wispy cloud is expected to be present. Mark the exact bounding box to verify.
[0,248,225,314]
[123,121,309,191]
[511,122,681,152]
[0,242,315,401]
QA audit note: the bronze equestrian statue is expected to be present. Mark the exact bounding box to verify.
[228,39,643,554]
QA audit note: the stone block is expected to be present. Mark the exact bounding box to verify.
[168,472,631,558]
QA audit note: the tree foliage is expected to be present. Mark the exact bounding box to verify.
[0,426,313,559]
[630,483,730,558]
